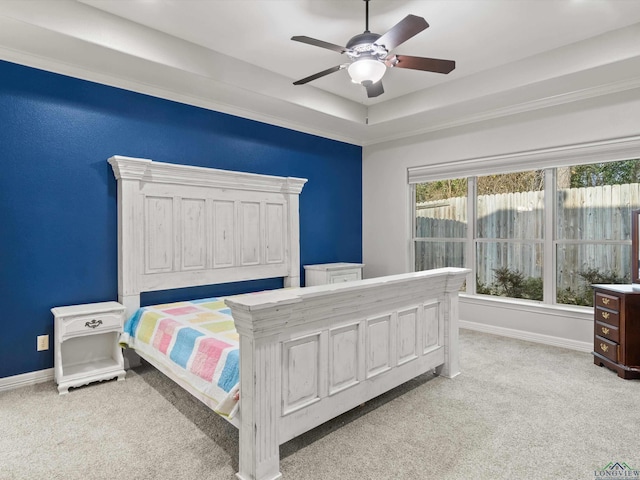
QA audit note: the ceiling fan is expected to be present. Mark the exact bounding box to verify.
[291,0,456,98]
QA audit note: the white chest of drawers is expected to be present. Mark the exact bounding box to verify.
[51,301,126,394]
[304,263,365,286]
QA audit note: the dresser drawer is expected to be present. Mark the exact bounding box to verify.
[595,335,618,363]
[60,311,123,338]
[595,321,620,343]
[595,292,619,311]
[591,286,640,380]
[595,307,619,327]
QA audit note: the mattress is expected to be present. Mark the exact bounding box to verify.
[120,297,240,417]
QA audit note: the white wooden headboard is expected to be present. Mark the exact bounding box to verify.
[108,155,307,314]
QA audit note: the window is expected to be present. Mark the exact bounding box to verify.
[414,178,467,272]
[556,161,640,306]
[476,171,544,300]
[411,157,640,307]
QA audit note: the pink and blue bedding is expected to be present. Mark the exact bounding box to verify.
[120,297,240,417]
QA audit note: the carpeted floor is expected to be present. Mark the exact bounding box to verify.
[1,329,639,480]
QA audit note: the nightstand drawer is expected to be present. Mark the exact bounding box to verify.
[304,263,364,287]
[595,321,619,343]
[329,271,360,283]
[595,335,618,363]
[61,312,122,337]
[595,307,619,327]
[595,292,619,311]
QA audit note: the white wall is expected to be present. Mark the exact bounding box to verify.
[363,90,640,350]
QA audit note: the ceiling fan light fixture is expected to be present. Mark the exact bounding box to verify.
[347,58,386,85]
[291,1,455,98]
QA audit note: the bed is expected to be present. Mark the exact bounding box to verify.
[109,155,469,480]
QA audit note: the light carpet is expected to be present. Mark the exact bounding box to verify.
[1,329,638,480]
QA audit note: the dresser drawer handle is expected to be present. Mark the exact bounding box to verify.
[601,298,610,305]
[601,327,610,335]
[601,312,610,320]
[600,343,609,353]
[85,319,103,329]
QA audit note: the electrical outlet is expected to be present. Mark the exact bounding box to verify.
[37,335,49,351]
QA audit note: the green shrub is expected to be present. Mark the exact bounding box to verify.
[556,268,628,307]
[479,266,627,306]
[477,267,543,301]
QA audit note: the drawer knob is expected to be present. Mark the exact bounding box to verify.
[601,312,610,320]
[85,319,103,329]
[600,343,609,353]
[602,298,610,305]
[601,327,610,335]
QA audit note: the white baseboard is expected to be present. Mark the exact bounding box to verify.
[460,320,593,353]
[0,368,55,393]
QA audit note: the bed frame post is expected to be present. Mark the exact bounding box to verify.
[435,273,464,378]
[109,156,150,369]
[231,305,285,480]
[108,156,149,315]
[284,180,303,288]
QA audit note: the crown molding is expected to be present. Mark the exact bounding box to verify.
[364,73,640,146]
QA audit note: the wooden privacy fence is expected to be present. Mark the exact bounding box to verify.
[416,183,640,291]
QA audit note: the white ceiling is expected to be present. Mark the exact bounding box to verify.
[1,0,640,145]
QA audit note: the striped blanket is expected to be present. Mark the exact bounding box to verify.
[120,297,240,418]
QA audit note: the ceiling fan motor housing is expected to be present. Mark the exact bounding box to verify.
[345,32,388,61]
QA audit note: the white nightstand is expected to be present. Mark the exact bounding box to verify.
[304,262,365,286]
[51,301,126,394]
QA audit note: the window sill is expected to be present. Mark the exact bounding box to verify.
[459,293,593,321]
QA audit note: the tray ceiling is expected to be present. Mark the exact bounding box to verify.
[1,0,640,145]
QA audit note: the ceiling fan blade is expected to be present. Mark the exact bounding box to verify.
[362,80,384,98]
[387,55,455,74]
[293,65,345,85]
[291,36,348,54]
[375,15,429,52]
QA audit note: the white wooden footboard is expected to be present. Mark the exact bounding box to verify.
[226,267,469,480]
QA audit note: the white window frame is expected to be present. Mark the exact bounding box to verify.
[408,135,640,307]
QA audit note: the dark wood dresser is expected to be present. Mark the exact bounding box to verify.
[592,285,640,379]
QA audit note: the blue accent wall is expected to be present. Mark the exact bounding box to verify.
[0,60,362,379]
